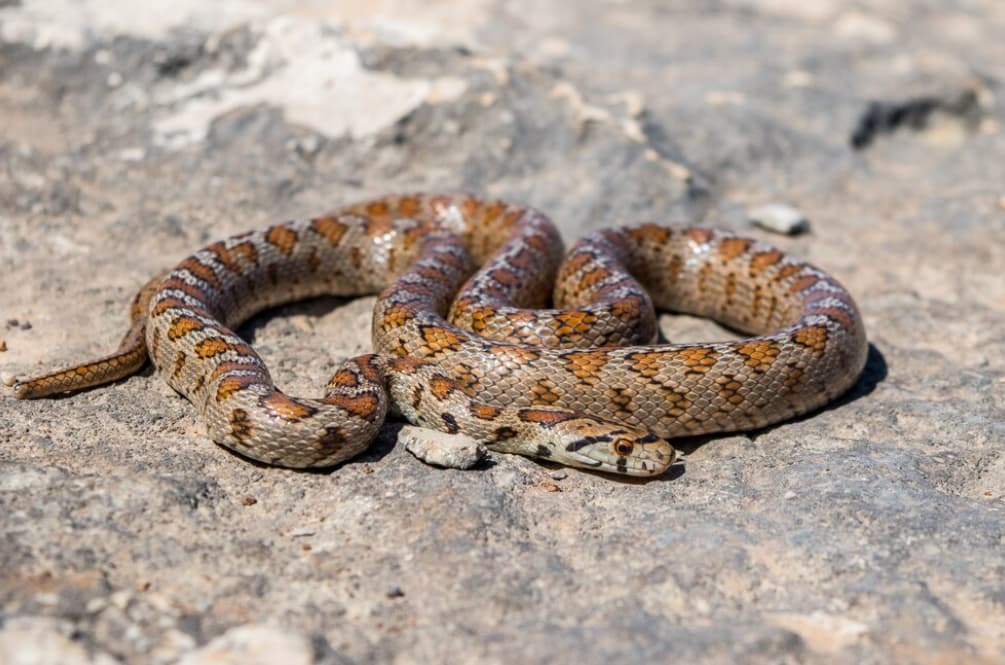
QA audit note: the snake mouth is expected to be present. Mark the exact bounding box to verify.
[565,451,604,467]
[563,447,675,476]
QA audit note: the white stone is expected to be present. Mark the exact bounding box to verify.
[400,425,486,469]
[178,624,314,665]
[0,616,120,665]
[749,203,810,235]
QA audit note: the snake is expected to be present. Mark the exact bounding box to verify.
[13,194,868,476]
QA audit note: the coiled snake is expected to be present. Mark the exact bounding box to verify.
[14,194,868,476]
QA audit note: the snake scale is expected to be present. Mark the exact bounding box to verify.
[14,194,868,476]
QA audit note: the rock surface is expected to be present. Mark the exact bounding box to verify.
[1,1,1003,664]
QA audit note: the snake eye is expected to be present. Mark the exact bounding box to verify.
[614,439,634,456]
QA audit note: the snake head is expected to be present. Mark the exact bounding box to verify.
[546,416,677,476]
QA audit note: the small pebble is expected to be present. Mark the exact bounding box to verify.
[538,480,563,493]
[386,586,405,598]
[400,425,486,469]
[549,470,568,480]
[2,372,15,387]
[784,490,797,500]
[0,339,6,352]
[239,495,257,506]
[19,321,32,330]
[6,319,18,328]
[749,203,810,235]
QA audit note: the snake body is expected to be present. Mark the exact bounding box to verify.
[14,194,867,476]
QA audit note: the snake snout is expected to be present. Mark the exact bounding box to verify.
[554,419,676,477]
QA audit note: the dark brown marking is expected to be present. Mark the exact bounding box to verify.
[791,325,828,356]
[161,277,211,304]
[775,263,803,281]
[627,351,663,379]
[311,217,348,246]
[494,426,518,441]
[172,351,187,378]
[329,368,360,389]
[168,315,205,340]
[580,267,611,290]
[358,355,386,383]
[737,340,781,372]
[530,380,560,405]
[552,311,598,337]
[718,238,752,261]
[390,356,427,373]
[177,257,222,290]
[724,272,737,304]
[379,303,416,330]
[429,375,456,400]
[265,225,298,255]
[420,325,463,354]
[749,249,783,276]
[395,195,421,218]
[441,412,459,434]
[194,337,233,358]
[320,426,347,447]
[816,306,855,330]
[472,403,501,420]
[324,393,380,419]
[230,408,253,443]
[207,241,259,274]
[679,347,719,375]
[518,409,576,427]
[216,374,257,402]
[305,247,321,274]
[561,350,607,386]
[626,224,672,245]
[687,228,714,244]
[788,275,820,295]
[151,297,194,317]
[260,393,317,422]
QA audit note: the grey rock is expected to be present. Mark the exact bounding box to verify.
[1,2,1004,665]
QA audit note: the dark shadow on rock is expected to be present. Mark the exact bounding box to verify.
[849,88,984,149]
[831,342,887,407]
[239,295,355,344]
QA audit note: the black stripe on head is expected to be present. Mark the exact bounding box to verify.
[565,434,612,452]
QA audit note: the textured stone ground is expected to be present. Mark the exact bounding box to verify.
[1,1,1003,663]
